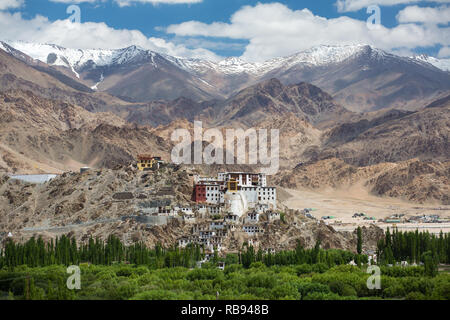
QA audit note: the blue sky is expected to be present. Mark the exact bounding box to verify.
[0,0,449,60]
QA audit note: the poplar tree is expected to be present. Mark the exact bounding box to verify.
[357,227,363,255]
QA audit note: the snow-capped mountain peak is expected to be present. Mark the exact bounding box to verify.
[109,45,153,65]
[412,54,450,72]
[1,40,448,113]
[174,44,380,76]
[281,44,370,65]
[1,40,449,80]
[0,41,157,72]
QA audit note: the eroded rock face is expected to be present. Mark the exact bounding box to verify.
[0,88,172,174]
[0,164,193,242]
[318,105,450,166]
[275,158,450,205]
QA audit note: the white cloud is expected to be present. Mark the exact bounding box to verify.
[0,0,23,10]
[172,37,247,51]
[397,5,450,24]
[335,0,450,12]
[166,2,450,61]
[390,47,416,56]
[0,11,220,60]
[438,46,450,57]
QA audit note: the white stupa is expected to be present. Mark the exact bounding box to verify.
[224,191,248,217]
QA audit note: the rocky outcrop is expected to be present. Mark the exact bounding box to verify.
[275,158,450,205]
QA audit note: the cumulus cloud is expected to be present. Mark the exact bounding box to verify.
[438,46,450,57]
[0,11,220,60]
[397,5,450,24]
[166,2,449,61]
[335,0,450,12]
[0,0,24,10]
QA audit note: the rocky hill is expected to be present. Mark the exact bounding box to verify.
[275,158,450,205]
[0,165,384,253]
[94,79,355,128]
[207,79,354,128]
[0,90,171,173]
[317,105,450,166]
[368,160,450,204]
[0,164,192,242]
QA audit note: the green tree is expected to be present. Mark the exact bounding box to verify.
[422,251,438,277]
[357,227,363,255]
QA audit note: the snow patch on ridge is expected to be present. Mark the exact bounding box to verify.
[2,40,449,77]
[412,54,450,72]
[2,41,152,72]
[176,44,377,76]
[91,73,104,91]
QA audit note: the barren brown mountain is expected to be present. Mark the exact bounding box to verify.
[7,42,448,113]
[317,104,450,166]
[0,90,171,173]
[207,78,354,128]
[269,46,450,112]
[275,158,450,205]
[0,47,142,113]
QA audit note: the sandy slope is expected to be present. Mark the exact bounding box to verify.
[281,187,450,234]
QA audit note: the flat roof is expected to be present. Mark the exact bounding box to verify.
[137,155,162,160]
[9,174,58,184]
[220,172,265,175]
